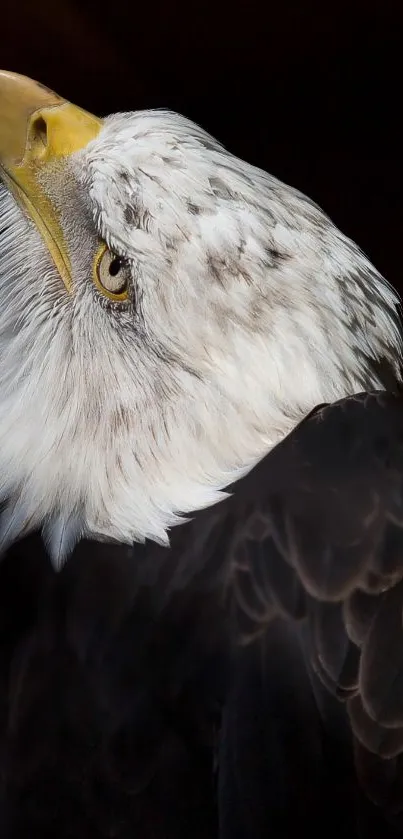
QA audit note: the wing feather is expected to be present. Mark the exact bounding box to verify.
[212,389,403,828]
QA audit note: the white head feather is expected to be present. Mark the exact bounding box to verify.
[0,109,401,565]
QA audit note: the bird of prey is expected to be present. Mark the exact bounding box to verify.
[1,70,403,838]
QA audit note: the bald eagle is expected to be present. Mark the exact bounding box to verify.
[1,70,403,837]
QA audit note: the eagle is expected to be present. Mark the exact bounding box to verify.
[1,70,403,838]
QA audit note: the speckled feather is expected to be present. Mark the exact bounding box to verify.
[0,109,402,564]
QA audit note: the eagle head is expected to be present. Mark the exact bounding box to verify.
[0,70,401,565]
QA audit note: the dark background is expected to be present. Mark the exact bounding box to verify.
[1,0,401,290]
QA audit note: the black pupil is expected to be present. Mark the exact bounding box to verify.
[109,256,122,277]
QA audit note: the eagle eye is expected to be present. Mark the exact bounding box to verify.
[93,245,130,301]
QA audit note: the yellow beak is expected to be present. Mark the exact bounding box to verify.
[0,71,102,292]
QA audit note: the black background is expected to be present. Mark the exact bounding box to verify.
[1,0,401,290]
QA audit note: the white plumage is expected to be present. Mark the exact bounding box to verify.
[0,106,401,566]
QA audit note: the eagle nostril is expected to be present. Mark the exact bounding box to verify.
[29,115,48,157]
